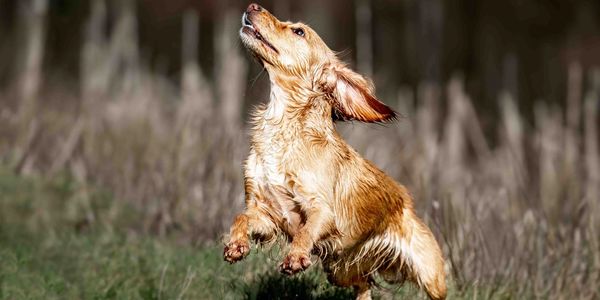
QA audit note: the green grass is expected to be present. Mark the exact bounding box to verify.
[0,168,357,300]
[0,229,358,299]
[0,168,517,299]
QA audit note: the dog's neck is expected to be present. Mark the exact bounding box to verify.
[264,80,290,121]
[250,74,338,152]
[262,74,332,125]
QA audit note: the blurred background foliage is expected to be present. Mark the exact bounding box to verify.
[1,0,599,117]
[0,0,599,299]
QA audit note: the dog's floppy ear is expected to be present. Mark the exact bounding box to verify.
[317,63,396,123]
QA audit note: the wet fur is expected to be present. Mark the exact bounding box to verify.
[224,4,446,300]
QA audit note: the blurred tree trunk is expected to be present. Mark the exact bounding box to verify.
[110,0,140,93]
[14,0,48,174]
[49,0,107,176]
[16,0,47,105]
[417,0,442,84]
[81,0,108,102]
[584,72,599,218]
[355,0,373,78]
[181,9,212,119]
[215,6,247,132]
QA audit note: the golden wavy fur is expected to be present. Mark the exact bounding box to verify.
[224,4,446,299]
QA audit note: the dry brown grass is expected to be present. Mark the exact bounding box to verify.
[1,1,599,298]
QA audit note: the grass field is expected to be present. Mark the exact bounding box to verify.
[0,167,523,300]
[0,168,353,300]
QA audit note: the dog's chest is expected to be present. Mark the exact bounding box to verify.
[246,136,302,232]
[253,148,286,187]
[247,122,292,187]
[253,130,295,187]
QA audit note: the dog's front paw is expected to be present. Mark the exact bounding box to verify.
[224,240,250,263]
[279,252,312,275]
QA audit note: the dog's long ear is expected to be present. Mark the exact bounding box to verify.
[317,64,396,123]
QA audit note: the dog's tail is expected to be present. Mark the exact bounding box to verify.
[377,209,447,300]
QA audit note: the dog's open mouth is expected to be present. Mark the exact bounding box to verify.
[241,13,279,54]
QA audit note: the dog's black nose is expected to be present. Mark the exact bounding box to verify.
[246,3,262,13]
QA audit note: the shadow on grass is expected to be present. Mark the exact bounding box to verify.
[241,271,355,300]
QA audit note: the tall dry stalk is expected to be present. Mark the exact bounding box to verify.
[13,0,48,174]
[584,71,600,223]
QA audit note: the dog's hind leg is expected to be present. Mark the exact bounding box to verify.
[323,257,374,300]
[354,284,372,300]
[399,213,447,300]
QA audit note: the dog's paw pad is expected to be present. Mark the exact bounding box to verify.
[224,240,250,263]
[279,252,312,275]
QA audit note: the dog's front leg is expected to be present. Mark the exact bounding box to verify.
[223,203,276,263]
[224,208,278,263]
[224,172,277,263]
[224,212,252,263]
[280,204,333,275]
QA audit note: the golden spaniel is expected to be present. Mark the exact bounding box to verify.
[224,4,446,299]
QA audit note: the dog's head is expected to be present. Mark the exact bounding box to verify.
[240,3,396,123]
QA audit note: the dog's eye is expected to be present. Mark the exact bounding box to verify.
[292,28,305,37]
